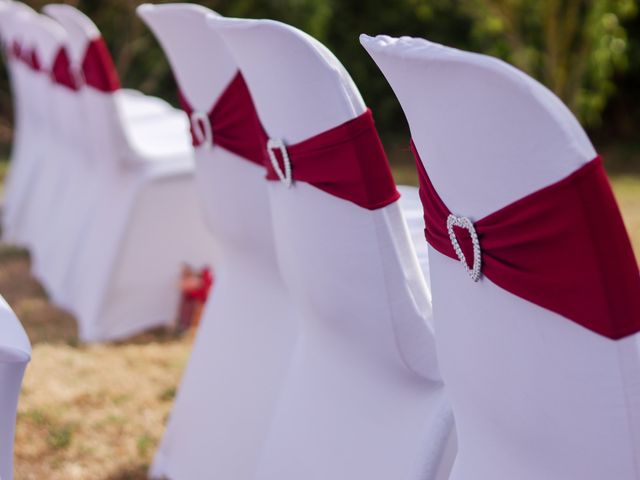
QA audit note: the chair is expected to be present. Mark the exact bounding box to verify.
[362,34,640,479]
[0,295,31,480]
[32,4,187,307]
[16,11,92,289]
[137,5,296,479]
[0,2,48,246]
[18,4,214,342]
[213,18,455,480]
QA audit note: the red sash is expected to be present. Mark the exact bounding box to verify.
[412,141,640,340]
[178,73,398,210]
[51,47,80,91]
[264,109,400,210]
[178,72,265,166]
[81,37,120,92]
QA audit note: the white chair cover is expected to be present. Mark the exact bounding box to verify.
[0,1,27,242]
[137,5,296,479]
[362,34,640,479]
[0,2,49,246]
[0,295,31,480]
[33,4,187,305]
[17,4,214,342]
[20,12,90,290]
[214,18,454,480]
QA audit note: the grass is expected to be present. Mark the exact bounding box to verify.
[1,248,193,480]
[2,157,639,479]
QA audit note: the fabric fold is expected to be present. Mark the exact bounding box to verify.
[178,72,265,166]
[412,140,640,339]
[265,109,400,210]
[82,37,120,93]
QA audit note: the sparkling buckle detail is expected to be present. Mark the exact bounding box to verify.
[267,138,292,188]
[446,214,482,282]
[190,111,213,148]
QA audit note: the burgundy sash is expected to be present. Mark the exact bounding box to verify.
[412,141,640,340]
[264,109,400,210]
[82,37,120,92]
[179,73,397,210]
[178,72,265,166]
[51,47,80,91]
[8,41,39,71]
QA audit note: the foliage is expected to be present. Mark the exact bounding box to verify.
[462,0,638,126]
[1,0,639,145]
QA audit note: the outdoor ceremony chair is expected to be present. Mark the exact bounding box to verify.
[16,10,96,292]
[362,34,640,480]
[138,5,296,479]
[0,2,51,246]
[212,18,455,480]
[0,296,30,480]
[19,4,214,342]
[31,4,190,309]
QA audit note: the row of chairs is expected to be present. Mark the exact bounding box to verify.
[1,1,639,480]
[0,1,215,342]
[143,4,640,480]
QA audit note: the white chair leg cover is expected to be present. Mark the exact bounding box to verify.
[214,18,454,480]
[362,34,640,479]
[0,296,31,480]
[138,5,297,479]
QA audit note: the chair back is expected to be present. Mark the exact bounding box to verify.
[214,18,452,480]
[362,34,640,479]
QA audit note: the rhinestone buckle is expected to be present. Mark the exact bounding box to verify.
[190,111,213,148]
[446,214,482,282]
[267,138,292,188]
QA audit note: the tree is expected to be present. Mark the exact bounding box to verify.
[462,0,637,126]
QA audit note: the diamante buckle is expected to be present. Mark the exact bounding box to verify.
[267,138,292,188]
[190,111,213,148]
[446,214,482,282]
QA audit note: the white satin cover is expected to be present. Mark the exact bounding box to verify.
[214,18,455,480]
[138,5,296,480]
[362,34,640,480]
[0,295,31,480]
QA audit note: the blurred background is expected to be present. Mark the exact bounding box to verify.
[1,1,639,479]
[1,0,639,163]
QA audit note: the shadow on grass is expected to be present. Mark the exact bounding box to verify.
[102,463,150,480]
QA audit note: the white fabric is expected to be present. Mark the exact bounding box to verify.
[11,4,215,342]
[398,185,431,291]
[138,5,296,479]
[0,295,31,480]
[362,34,640,480]
[0,3,49,246]
[24,15,90,288]
[214,18,454,480]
